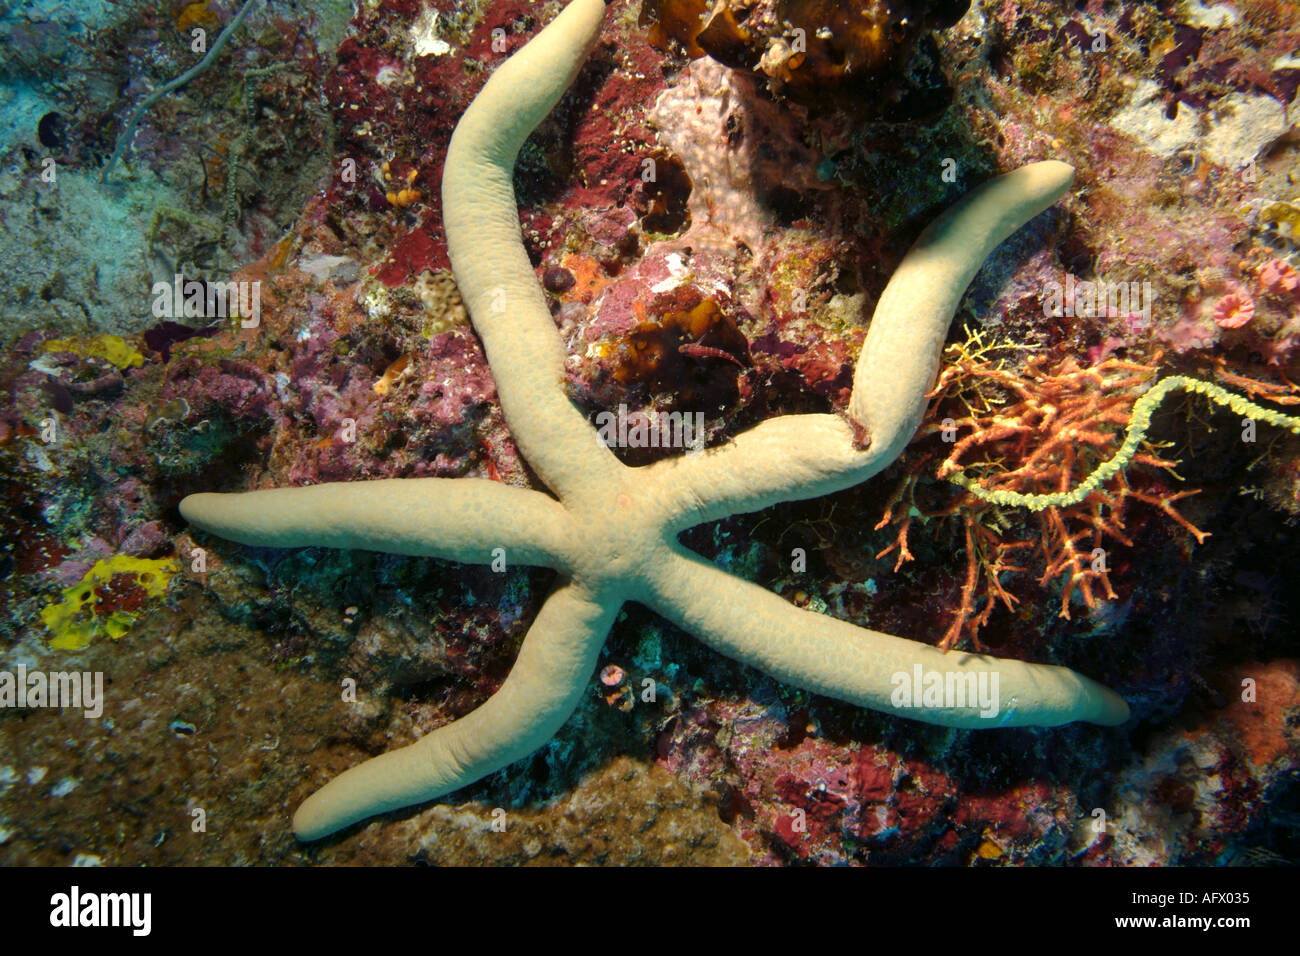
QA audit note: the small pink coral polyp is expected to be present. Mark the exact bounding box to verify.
[1213,291,1255,329]
[1259,259,1299,296]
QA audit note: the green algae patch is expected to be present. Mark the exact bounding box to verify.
[42,334,145,370]
[40,556,178,651]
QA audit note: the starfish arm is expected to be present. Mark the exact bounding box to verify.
[293,578,618,840]
[639,162,1075,531]
[442,0,623,502]
[642,546,1130,729]
[848,160,1075,464]
[640,414,883,532]
[180,478,576,570]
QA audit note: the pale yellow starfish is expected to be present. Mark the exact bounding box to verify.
[181,0,1128,842]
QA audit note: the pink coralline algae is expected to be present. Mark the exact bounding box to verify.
[1213,291,1255,330]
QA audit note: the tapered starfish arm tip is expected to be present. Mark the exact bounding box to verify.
[647,547,1128,729]
[850,160,1075,466]
[291,579,617,841]
[441,0,615,501]
[645,161,1078,526]
[180,479,575,569]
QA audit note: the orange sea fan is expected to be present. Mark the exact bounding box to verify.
[874,332,1205,651]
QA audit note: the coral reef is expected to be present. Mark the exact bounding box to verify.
[1,0,1298,865]
[0,0,342,340]
[641,0,971,114]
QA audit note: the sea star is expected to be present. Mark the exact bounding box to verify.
[180,0,1129,842]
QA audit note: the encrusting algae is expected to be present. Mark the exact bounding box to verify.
[40,334,145,370]
[39,555,178,651]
